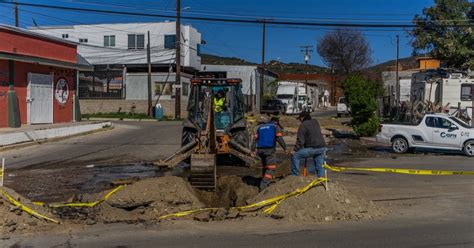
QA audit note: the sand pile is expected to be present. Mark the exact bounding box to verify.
[0,186,56,236]
[88,176,205,223]
[253,176,386,222]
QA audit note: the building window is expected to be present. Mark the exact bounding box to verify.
[196,44,201,56]
[128,34,145,49]
[62,34,69,39]
[182,82,189,96]
[79,38,88,43]
[461,84,472,101]
[164,35,176,49]
[104,35,115,47]
[155,82,173,96]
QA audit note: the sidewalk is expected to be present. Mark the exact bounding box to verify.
[0,121,112,147]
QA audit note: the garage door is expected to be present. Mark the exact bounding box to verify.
[28,73,53,124]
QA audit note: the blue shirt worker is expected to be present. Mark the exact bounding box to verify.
[253,116,288,190]
[291,111,327,177]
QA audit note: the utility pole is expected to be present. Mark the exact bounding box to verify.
[395,35,400,116]
[300,45,313,91]
[259,19,266,114]
[14,0,19,27]
[174,0,181,119]
[147,31,152,117]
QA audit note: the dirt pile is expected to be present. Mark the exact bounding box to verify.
[0,186,56,237]
[253,176,386,222]
[89,176,204,223]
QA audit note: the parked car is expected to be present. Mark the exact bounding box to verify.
[337,96,350,117]
[261,99,286,115]
[376,113,474,156]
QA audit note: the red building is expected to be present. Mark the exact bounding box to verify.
[0,25,90,128]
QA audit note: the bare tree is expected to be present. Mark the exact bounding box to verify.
[317,29,372,74]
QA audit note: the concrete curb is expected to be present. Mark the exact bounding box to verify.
[0,122,112,147]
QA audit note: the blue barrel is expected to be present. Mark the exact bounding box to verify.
[155,104,164,121]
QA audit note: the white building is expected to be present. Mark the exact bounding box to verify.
[200,64,278,112]
[29,22,203,117]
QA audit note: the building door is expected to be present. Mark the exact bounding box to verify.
[28,73,53,124]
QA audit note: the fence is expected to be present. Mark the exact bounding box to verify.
[78,70,125,99]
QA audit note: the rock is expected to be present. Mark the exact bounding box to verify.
[344,199,351,204]
[86,219,97,225]
[211,208,228,221]
[324,216,333,222]
[193,211,211,222]
[4,220,16,227]
[9,206,20,212]
[225,209,240,219]
[27,221,37,227]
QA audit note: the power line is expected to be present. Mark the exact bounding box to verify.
[57,0,470,23]
[0,1,471,28]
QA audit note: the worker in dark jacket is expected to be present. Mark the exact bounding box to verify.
[291,111,327,177]
[253,116,288,190]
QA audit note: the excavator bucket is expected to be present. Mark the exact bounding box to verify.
[189,153,216,190]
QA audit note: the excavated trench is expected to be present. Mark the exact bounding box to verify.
[195,176,260,208]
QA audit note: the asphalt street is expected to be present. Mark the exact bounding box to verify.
[0,121,182,170]
[1,114,473,247]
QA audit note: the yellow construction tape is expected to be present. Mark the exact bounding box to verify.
[323,163,474,176]
[1,188,60,224]
[33,185,125,208]
[159,177,328,219]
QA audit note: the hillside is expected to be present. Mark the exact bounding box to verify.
[364,56,418,73]
[265,60,328,74]
[201,53,256,66]
[201,53,419,78]
[201,53,328,74]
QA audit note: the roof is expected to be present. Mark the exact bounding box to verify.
[0,24,78,46]
[0,51,93,71]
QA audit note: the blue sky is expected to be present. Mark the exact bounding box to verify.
[0,0,434,67]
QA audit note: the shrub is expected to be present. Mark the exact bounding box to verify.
[343,74,380,136]
[353,115,380,137]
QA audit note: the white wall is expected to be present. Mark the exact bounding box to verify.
[125,72,191,101]
[29,22,202,69]
[201,65,260,95]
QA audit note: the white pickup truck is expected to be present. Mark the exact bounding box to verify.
[376,113,474,156]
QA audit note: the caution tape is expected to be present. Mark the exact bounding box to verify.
[323,163,474,176]
[159,177,328,219]
[33,185,125,208]
[0,188,60,224]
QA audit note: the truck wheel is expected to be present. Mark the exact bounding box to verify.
[337,113,341,117]
[463,140,474,157]
[391,137,409,154]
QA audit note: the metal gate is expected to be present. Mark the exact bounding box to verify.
[27,73,53,124]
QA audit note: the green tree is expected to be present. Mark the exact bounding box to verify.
[343,74,380,137]
[410,0,474,69]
